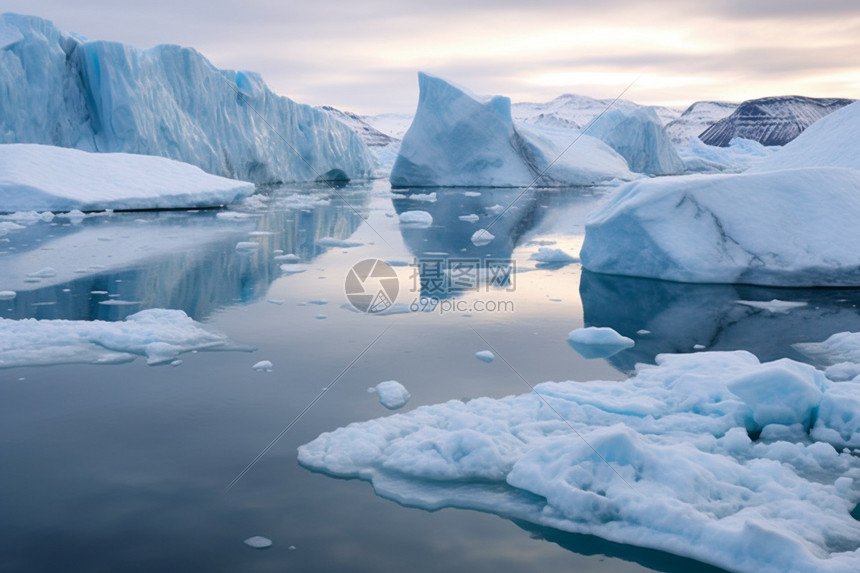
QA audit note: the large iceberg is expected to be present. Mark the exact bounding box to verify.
[585,107,684,175]
[581,100,860,286]
[299,349,860,573]
[0,13,374,184]
[0,143,254,212]
[389,73,635,188]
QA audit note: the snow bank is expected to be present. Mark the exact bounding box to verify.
[585,107,684,175]
[0,13,373,184]
[581,167,860,286]
[0,309,241,367]
[389,73,634,188]
[0,144,255,212]
[300,350,860,573]
[370,381,411,410]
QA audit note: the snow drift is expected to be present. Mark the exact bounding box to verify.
[0,13,374,184]
[389,73,635,188]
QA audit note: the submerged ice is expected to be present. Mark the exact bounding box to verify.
[300,349,860,573]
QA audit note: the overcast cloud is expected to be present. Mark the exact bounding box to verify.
[5,0,860,113]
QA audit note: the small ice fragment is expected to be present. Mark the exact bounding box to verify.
[567,327,635,359]
[693,344,706,350]
[471,229,494,247]
[243,536,272,549]
[529,247,579,264]
[459,214,479,223]
[170,359,183,367]
[463,191,482,197]
[399,210,433,227]
[280,264,309,274]
[486,204,505,215]
[735,299,807,313]
[252,360,273,372]
[91,290,109,295]
[475,350,495,363]
[98,300,142,306]
[316,237,363,248]
[288,545,296,551]
[308,300,328,305]
[235,241,259,251]
[0,290,16,300]
[637,329,651,335]
[410,192,437,202]
[267,299,285,305]
[315,314,327,319]
[371,380,411,410]
[274,253,301,262]
[28,267,57,278]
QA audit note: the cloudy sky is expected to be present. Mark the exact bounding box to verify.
[7,1,860,114]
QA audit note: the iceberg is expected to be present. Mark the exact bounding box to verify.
[0,143,254,212]
[581,167,860,286]
[584,107,684,175]
[299,349,860,573]
[389,73,634,188]
[0,13,374,184]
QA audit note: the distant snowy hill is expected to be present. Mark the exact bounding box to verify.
[664,101,738,145]
[512,94,682,130]
[0,13,374,184]
[698,96,855,147]
[317,106,396,147]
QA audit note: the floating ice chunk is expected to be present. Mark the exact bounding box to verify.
[0,291,16,300]
[475,350,495,363]
[736,299,808,313]
[399,211,433,227]
[316,237,363,248]
[794,331,860,367]
[243,536,272,549]
[98,300,142,306]
[252,360,273,372]
[410,192,437,203]
[273,253,301,262]
[370,380,411,410]
[636,329,650,335]
[308,300,328,305]
[693,344,706,350]
[458,214,479,223]
[235,241,259,252]
[266,299,285,305]
[529,247,579,265]
[280,264,309,275]
[464,191,482,197]
[27,267,57,278]
[315,314,327,320]
[567,327,634,359]
[0,222,25,235]
[470,229,494,247]
[727,360,823,430]
[216,211,253,220]
[0,309,240,368]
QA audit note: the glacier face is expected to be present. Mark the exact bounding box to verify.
[0,13,374,184]
[698,95,855,147]
[389,72,634,188]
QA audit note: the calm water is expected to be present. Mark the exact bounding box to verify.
[2,180,857,572]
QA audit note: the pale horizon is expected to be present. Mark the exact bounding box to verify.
[6,1,860,115]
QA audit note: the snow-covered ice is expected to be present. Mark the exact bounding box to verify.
[389,73,634,188]
[0,309,241,368]
[475,350,495,363]
[567,326,634,359]
[677,136,777,173]
[398,210,433,227]
[300,350,860,573]
[0,290,16,300]
[252,360,273,372]
[470,229,495,247]
[315,237,363,248]
[0,14,373,184]
[458,214,479,223]
[370,381,411,410]
[0,144,255,212]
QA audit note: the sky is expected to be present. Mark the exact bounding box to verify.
[6,0,860,115]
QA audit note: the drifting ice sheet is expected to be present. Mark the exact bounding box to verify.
[300,350,860,573]
[0,143,255,212]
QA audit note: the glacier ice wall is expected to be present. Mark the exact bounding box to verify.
[0,13,374,184]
